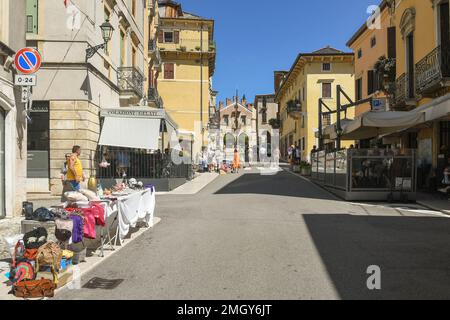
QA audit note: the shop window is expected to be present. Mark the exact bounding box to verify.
[27,101,50,179]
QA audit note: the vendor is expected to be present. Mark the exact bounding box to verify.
[66,145,84,192]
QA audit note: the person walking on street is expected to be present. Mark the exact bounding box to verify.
[66,145,84,192]
[233,148,240,173]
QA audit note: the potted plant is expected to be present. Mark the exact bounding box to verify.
[374,55,396,93]
[300,161,312,176]
[195,46,201,51]
[268,118,281,129]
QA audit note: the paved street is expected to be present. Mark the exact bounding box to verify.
[56,169,450,300]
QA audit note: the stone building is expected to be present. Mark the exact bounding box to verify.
[0,0,27,217]
[253,94,279,162]
[26,0,149,197]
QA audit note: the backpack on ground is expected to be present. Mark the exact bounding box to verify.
[35,242,62,285]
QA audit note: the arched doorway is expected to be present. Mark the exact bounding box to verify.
[238,133,249,164]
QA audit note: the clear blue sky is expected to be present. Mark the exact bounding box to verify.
[179,0,378,104]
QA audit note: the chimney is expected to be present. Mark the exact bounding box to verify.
[241,96,246,105]
[274,71,286,93]
[219,101,224,108]
[226,98,231,106]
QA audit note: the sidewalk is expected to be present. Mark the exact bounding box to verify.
[157,172,219,195]
[416,192,450,215]
[0,217,161,300]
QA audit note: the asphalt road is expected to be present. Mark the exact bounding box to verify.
[56,168,450,300]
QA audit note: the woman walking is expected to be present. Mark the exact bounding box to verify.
[232,148,240,174]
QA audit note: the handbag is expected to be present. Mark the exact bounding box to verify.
[23,227,48,250]
[13,279,55,298]
[55,218,73,242]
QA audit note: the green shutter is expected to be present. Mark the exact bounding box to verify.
[26,0,38,34]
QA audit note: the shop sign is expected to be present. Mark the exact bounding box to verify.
[371,98,387,112]
[101,108,165,119]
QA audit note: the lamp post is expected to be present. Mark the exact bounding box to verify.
[85,19,114,61]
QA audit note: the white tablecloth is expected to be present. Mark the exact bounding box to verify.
[116,187,156,240]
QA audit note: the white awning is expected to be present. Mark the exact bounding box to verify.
[98,115,161,150]
[414,93,450,122]
[339,111,425,140]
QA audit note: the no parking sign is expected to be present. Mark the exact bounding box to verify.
[14,47,42,74]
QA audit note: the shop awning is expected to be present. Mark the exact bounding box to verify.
[338,111,425,141]
[98,107,177,150]
[414,93,450,122]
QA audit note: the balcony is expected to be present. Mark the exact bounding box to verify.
[395,73,407,107]
[287,100,302,119]
[117,67,144,99]
[415,46,450,95]
[148,38,157,53]
[148,87,164,109]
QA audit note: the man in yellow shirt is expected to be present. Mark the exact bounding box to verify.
[66,145,84,191]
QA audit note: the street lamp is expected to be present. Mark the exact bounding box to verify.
[86,19,115,60]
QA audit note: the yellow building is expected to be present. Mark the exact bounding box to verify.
[347,1,394,119]
[391,0,450,189]
[156,0,216,161]
[275,47,355,161]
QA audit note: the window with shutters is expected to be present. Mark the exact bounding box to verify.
[387,27,396,59]
[164,63,175,79]
[356,78,363,101]
[26,0,38,34]
[370,36,377,48]
[357,49,362,59]
[164,32,174,43]
[367,70,375,95]
[322,82,332,98]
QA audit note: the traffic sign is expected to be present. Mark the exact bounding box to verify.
[15,75,37,86]
[14,47,41,74]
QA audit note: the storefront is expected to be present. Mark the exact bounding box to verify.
[97,107,191,191]
[311,148,417,201]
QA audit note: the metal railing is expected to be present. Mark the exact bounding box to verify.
[416,45,450,94]
[287,100,302,114]
[395,73,406,106]
[96,147,194,180]
[117,67,144,98]
[158,39,216,53]
[148,87,164,108]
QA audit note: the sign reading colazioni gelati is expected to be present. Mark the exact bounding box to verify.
[100,108,165,119]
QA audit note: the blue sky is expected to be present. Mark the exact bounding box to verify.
[179,0,379,104]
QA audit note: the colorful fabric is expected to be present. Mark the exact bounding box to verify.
[69,215,84,243]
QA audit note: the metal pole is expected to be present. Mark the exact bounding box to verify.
[318,99,323,150]
[336,85,342,150]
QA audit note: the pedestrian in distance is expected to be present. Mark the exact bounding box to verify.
[232,148,240,174]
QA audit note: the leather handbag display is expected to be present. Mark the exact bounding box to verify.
[13,279,55,299]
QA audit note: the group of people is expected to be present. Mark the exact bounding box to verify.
[199,148,241,174]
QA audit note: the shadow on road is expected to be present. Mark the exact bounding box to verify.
[303,214,450,299]
[214,171,334,200]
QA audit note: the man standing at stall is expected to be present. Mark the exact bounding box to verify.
[67,145,84,192]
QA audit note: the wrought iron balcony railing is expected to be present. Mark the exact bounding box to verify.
[117,67,144,98]
[148,87,164,108]
[148,38,157,52]
[287,100,302,115]
[416,45,450,95]
[395,73,407,106]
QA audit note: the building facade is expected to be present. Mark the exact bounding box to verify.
[0,0,27,217]
[275,47,356,162]
[156,0,216,162]
[218,96,254,164]
[254,94,279,162]
[26,0,149,196]
[342,0,450,191]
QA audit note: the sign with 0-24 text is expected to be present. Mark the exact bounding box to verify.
[15,75,37,86]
